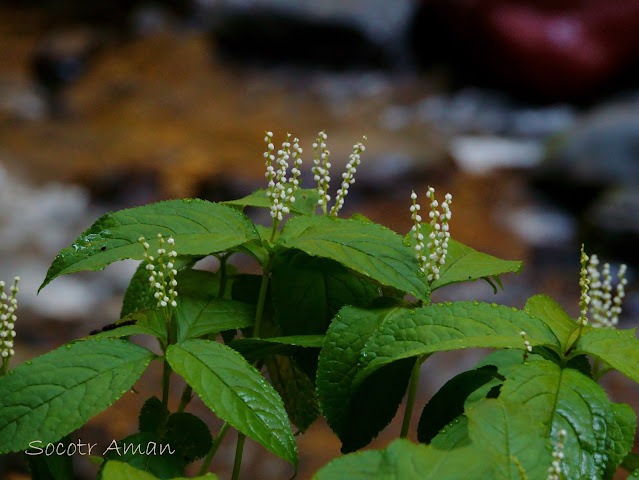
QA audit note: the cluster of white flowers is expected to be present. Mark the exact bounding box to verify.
[312,131,331,214]
[585,252,628,328]
[578,245,591,326]
[520,331,532,360]
[0,276,19,359]
[410,191,427,274]
[547,429,566,480]
[311,131,366,216]
[329,138,366,216]
[264,131,303,221]
[410,187,452,282]
[139,234,178,309]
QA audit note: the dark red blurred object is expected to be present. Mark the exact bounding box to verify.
[411,0,639,101]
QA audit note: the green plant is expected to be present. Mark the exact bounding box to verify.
[0,131,637,480]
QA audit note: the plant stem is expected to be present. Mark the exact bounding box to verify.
[1,358,8,376]
[231,433,246,480]
[162,309,173,408]
[253,273,269,338]
[198,422,230,475]
[269,219,280,243]
[218,254,228,298]
[161,359,171,408]
[400,356,425,438]
[176,385,192,413]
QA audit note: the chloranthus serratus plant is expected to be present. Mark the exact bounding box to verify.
[0,130,638,480]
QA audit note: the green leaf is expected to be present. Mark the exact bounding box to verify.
[429,415,471,450]
[499,359,636,479]
[40,199,259,291]
[278,216,429,300]
[101,461,218,480]
[165,412,213,463]
[271,250,380,336]
[404,227,522,292]
[177,298,255,342]
[623,453,639,472]
[0,339,154,452]
[354,301,561,388]
[103,432,184,479]
[417,366,500,444]
[431,245,522,291]
[138,397,169,436]
[571,327,639,383]
[121,256,198,318]
[230,335,324,362]
[24,435,74,480]
[224,188,320,216]
[339,358,414,453]
[524,295,577,352]
[166,340,297,466]
[316,303,413,452]
[89,310,168,344]
[313,438,495,480]
[175,270,254,342]
[467,399,550,480]
[265,355,320,433]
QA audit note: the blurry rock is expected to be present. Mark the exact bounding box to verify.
[414,89,576,138]
[410,0,639,102]
[583,187,639,266]
[0,164,90,255]
[205,0,414,51]
[532,99,639,211]
[210,7,388,70]
[0,82,47,121]
[31,29,100,117]
[5,256,106,320]
[502,206,576,248]
[450,136,543,175]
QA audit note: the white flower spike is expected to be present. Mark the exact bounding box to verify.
[312,131,331,214]
[330,137,366,217]
[264,131,304,221]
[410,187,452,283]
[140,234,178,309]
[578,245,590,327]
[584,247,628,328]
[0,276,19,362]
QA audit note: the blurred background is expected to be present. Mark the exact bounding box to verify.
[1,0,638,478]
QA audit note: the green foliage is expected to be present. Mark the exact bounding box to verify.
[5,173,638,480]
[229,335,324,362]
[313,438,495,480]
[101,460,218,480]
[0,339,154,452]
[265,355,320,433]
[571,327,639,383]
[40,200,259,290]
[417,366,500,443]
[24,436,74,480]
[165,339,298,466]
[175,270,254,342]
[270,250,380,336]
[224,188,320,216]
[103,432,185,479]
[279,216,431,300]
[499,359,635,479]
